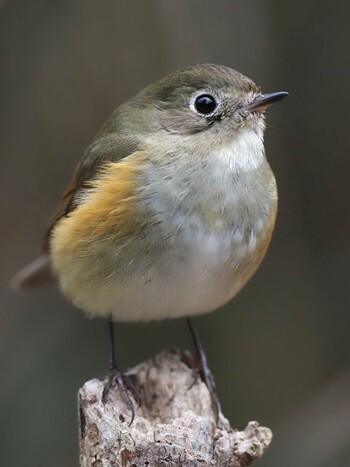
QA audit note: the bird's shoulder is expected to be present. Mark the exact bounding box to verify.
[45,133,141,248]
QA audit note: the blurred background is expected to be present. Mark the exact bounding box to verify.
[1,1,350,466]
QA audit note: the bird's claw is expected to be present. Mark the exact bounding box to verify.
[102,369,141,425]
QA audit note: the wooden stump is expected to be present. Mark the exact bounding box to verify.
[78,349,272,466]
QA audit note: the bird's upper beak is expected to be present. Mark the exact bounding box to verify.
[246,91,288,113]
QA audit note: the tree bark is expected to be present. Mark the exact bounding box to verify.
[78,349,272,466]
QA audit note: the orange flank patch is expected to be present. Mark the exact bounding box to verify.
[50,153,147,260]
[236,205,278,290]
[256,208,277,260]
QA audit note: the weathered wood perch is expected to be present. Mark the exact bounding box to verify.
[78,349,272,466]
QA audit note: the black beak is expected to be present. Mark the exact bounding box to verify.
[246,91,288,112]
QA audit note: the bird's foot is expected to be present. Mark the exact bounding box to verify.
[102,368,141,425]
[182,351,221,422]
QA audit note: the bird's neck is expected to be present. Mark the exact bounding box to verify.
[140,130,276,235]
[211,127,266,174]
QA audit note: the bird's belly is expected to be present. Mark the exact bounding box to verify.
[73,228,266,322]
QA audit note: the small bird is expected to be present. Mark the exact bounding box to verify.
[12,64,287,422]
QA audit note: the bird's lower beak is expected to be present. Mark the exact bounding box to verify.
[246,92,288,113]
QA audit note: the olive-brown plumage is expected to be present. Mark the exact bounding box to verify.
[12,64,288,323]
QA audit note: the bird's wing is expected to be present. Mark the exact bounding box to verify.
[45,135,140,247]
[11,134,141,291]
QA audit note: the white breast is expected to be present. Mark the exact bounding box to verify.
[76,217,269,323]
[69,131,277,322]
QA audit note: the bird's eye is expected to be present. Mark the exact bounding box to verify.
[194,94,217,115]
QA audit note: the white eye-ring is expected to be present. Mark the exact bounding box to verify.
[189,92,219,116]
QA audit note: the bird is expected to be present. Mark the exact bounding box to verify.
[11,63,288,423]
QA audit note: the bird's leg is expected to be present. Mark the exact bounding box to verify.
[102,318,140,425]
[186,317,220,421]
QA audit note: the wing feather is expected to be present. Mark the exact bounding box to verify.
[12,134,140,290]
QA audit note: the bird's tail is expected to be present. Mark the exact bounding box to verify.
[10,254,54,291]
